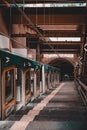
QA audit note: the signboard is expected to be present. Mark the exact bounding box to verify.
[84,43,87,52]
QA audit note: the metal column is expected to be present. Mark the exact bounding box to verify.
[42,65,45,93]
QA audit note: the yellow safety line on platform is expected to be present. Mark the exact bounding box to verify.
[10,83,64,130]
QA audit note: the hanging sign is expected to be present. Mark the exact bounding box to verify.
[84,43,87,52]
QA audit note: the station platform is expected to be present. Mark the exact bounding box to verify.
[0,81,87,130]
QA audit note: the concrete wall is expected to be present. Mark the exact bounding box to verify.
[0,9,8,35]
[40,54,79,66]
[11,24,37,48]
[0,9,12,51]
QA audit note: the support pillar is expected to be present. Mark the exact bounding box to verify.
[42,65,45,93]
[81,24,87,84]
[34,73,36,97]
[36,42,40,61]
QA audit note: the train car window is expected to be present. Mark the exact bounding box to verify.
[25,71,30,95]
[50,73,51,82]
[52,73,54,82]
[56,73,57,81]
[5,69,14,104]
[36,69,40,89]
[31,69,34,96]
[16,68,22,86]
[45,72,48,86]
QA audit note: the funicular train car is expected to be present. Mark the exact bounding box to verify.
[0,49,60,120]
[49,66,60,88]
[15,55,43,105]
[30,68,35,100]
[35,64,42,97]
[50,68,56,88]
[44,65,49,91]
[43,65,60,92]
[55,69,60,86]
[48,66,55,89]
[30,61,43,98]
[0,50,17,119]
[42,64,52,93]
[0,49,42,119]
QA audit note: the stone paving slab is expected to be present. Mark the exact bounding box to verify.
[25,121,87,130]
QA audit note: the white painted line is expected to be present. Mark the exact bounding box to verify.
[21,115,35,122]
[10,83,64,130]
[9,121,29,130]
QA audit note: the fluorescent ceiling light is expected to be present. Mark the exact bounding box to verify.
[24,3,86,8]
[10,3,86,8]
[48,37,81,42]
[43,54,74,58]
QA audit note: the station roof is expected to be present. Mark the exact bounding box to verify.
[0,0,87,54]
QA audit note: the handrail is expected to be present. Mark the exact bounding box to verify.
[78,79,87,91]
[75,78,87,106]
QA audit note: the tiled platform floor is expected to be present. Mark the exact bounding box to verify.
[0,82,87,130]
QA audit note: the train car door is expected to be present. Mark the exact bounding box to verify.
[45,71,47,91]
[51,72,54,87]
[50,72,53,88]
[31,68,34,101]
[36,68,40,97]
[42,65,48,93]
[45,71,49,91]
[2,66,16,119]
[52,72,55,87]
[16,67,23,110]
[49,72,52,89]
[40,67,43,95]
[47,71,50,89]
[23,69,31,106]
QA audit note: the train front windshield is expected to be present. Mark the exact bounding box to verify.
[25,71,30,95]
[5,70,14,103]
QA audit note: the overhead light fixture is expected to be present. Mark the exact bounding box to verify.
[48,37,81,42]
[24,3,86,8]
[10,3,86,8]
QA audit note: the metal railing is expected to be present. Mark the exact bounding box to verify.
[75,78,87,107]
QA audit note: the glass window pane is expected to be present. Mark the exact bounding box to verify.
[5,69,14,103]
[36,69,40,89]
[25,71,31,95]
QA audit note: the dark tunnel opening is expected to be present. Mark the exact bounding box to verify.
[49,58,74,81]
